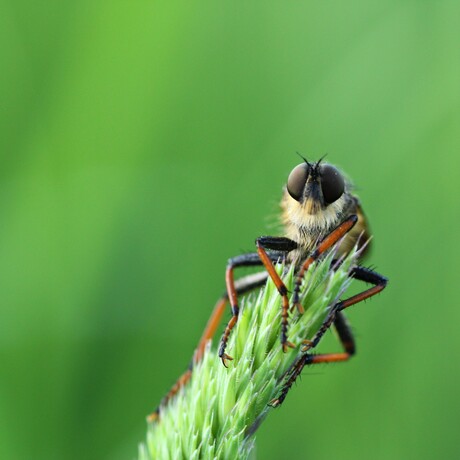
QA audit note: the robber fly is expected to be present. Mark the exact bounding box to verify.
[148,156,387,421]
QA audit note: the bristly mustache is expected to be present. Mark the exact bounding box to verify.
[302,181,323,214]
[303,197,322,215]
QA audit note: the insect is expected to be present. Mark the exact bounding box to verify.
[148,156,387,421]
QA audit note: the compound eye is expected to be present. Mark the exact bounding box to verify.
[320,164,345,204]
[287,163,309,201]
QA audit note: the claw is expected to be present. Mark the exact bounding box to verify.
[220,353,234,368]
[301,339,314,352]
[290,302,304,314]
[146,410,160,423]
[282,340,296,353]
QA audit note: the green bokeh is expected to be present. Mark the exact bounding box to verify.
[1,2,459,459]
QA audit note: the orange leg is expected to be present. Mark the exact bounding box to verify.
[147,297,228,422]
[301,265,388,353]
[272,265,387,407]
[218,247,296,366]
[255,240,295,354]
[292,215,358,311]
[148,267,269,422]
[270,311,355,407]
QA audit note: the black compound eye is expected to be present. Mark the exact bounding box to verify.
[287,163,309,201]
[320,164,345,204]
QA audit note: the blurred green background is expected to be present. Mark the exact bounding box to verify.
[1,1,459,459]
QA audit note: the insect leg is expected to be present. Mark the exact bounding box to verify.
[301,265,388,353]
[219,250,292,366]
[254,237,299,354]
[292,215,358,311]
[272,265,387,407]
[148,260,271,422]
[337,265,388,311]
[270,311,354,407]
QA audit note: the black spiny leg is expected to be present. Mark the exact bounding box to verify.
[301,265,388,352]
[219,244,296,367]
[148,268,270,422]
[255,237,299,353]
[271,265,387,407]
[271,311,354,407]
